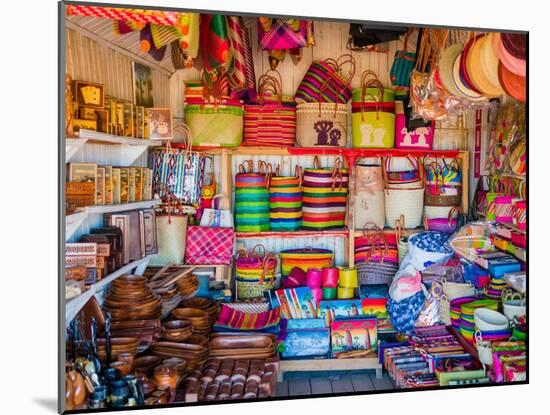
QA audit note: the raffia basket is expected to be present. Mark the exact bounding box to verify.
[296,102,348,147]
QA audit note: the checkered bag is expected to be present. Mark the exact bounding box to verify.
[185,226,234,265]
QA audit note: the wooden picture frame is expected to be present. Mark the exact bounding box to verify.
[74,81,105,109]
[146,108,173,140]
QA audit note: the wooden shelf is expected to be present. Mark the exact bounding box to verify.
[237,229,349,239]
[171,144,464,159]
[66,129,163,164]
[65,199,162,241]
[278,356,382,381]
[65,254,154,326]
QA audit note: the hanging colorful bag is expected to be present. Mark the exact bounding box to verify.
[395,101,434,149]
[234,160,270,232]
[356,225,399,285]
[302,156,349,229]
[243,70,296,147]
[269,165,303,231]
[295,55,356,104]
[185,225,234,265]
[355,162,386,229]
[383,157,425,229]
[151,127,204,205]
[351,70,396,148]
[235,244,278,300]
[280,247,333,277]
[258,18,309,50]
[424,206,466,234]
[389,29,417,93]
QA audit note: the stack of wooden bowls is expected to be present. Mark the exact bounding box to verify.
[181,297,220,326]
[103,275,161,321]
[150,341,208,372]
[161,320,193,342]
[111,319,162,352]
[171,308,211,335]
[97,337,140,362]
[133,356,162,377]
[175,275,200,299]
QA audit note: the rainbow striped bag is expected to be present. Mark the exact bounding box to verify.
[269,165,303,231]
[234,160,270,232]
[280,248,333,277]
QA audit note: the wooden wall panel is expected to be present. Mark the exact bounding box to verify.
[65,28,170,107]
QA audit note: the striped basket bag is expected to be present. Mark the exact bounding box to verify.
[235,244,278,300]
[269,165,303,231]
[424,158,462,207]
[243,71,296,147]
[295,55,356,104]
[355,224,399,285]
[280,247,333,277]
[302,156,349,230]
[234,160,270,232]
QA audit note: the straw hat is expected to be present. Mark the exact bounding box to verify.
[439,43,464,97]
[480,33,505,94]
[466,34,504,98]
[498,62,526,102]
[460,35,483,94]
[501,33,526,60]
[497,34,526,76]
[452,52,486,101]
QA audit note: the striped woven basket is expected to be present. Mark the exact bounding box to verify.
[279,247,333,277]
[234,160,270,232]
[302,156,349,230]
[269,165,303,231]
[235,244,278,300]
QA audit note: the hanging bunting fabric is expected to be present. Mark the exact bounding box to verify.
[140,24,167,61]
[67,5,180,26]
[113,20,145,35]
[200,14,232,76]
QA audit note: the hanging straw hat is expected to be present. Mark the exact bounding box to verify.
[452,52,485,101]
[480,33,505,94]
[498,62,526,102]
[466,34,503,98]
[501,33,526,60]
[439,43,464,97]
[497,33,526,77]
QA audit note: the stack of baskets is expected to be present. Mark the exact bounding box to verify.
[235,244,278,300]
[279,248,333,277]
[234,161,270,232]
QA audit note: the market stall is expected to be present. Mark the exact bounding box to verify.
[62,3,527,411]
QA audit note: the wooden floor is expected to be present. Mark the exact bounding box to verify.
[275,369,395,397]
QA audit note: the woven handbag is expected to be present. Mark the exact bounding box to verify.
[295,54,356,104]
[355,163,385,229]
[424,206,466,234]
[424,158,462,207]
[383,157,425,229]
[269,165,303,231]
[235,244,278,300]
[243,71,296,147]
[302,156,349,229]
[351,70,396,149]
[356,224,399,285]
[184,225,234,265]
[234,160,270,232]
[389,29,417,93]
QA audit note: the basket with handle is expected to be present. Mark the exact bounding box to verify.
[234,160,270,232]
[351,70,396,148]
[424,158,462,207]
[302,156,349,229]
[383,156,425,229]
[235,244,278,300]
[243,70,296,147]
[356,223,399,285]
[296,78,349,147]
[269,164,303,231]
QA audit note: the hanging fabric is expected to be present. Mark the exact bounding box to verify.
[200,14,232,77]
[226,16,257,100]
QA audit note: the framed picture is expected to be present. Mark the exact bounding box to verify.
[132,61,154,107]
[146,108,172,140]
[73,81,105,108]
[331,318,378,357]
[67,162,97,184]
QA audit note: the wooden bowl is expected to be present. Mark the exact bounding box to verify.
[133,355,162,376]
[161,320,193,342]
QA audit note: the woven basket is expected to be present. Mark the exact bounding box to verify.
[355,164,385,229]
[184,101,244,147]
[384,187,424,229]
[280,247,333,277]
[234,160,270,232]
[269,165,303,231]
[235,275,276,300]
[296,103,348,147]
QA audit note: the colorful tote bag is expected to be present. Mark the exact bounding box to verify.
[258,18,309,50]
[389,29,417,93]
[395,100,434,150]
[243,71,296,147]
[355,225,399,285]
[295,55,355,104]
[234,160,270,232]
[235,244,278,299]
[302,157,349,229]
[424,158,462,207]
[351,71,395,148]
[269,165,303,231]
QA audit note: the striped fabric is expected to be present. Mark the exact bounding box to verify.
[280,248,333,277]
[295,61,353,104]
[214,304,281,330]
[235,172,270,232]
[269,174,302,231]
[243,97,296,147]
[302,167,349,230]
